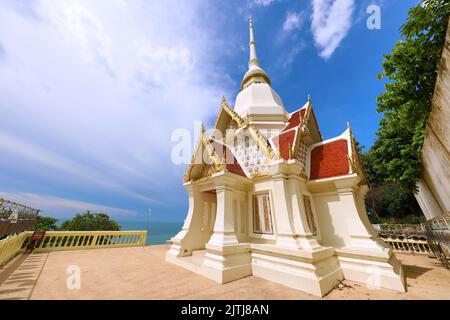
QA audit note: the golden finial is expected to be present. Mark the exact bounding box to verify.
[303,96,313,126]
[248,16,259,67]
[348,122,355,141]
[201,122,206,132]
[241,15,271,89]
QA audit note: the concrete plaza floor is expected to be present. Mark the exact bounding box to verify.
[0,245,449,300]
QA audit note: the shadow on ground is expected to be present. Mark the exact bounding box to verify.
[0,253,48,300]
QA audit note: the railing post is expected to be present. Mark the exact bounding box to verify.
[2,230,147,260]
[0,232,28,267]
[141,231,147,246]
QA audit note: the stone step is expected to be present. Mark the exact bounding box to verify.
[191,250,206,266]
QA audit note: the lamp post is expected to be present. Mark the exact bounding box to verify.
[146,208,152,245]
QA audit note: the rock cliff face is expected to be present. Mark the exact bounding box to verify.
[415,18,450,220]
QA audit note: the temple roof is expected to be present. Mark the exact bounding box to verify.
[270,104,308,160]
[269,98,322,161]
[183,19,366,184]
[210,140,246,178]
[308,125,367,183]
[309,139,350,180]
[184,98,366,185]
[284,107,307,132]
[272,130,296,161]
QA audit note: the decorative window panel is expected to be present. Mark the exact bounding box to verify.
[296,141,308,173]
[303,196,317,236]
[252,193,273,234]
[245,136,250,148]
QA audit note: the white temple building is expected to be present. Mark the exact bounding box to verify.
[166,19,406,297]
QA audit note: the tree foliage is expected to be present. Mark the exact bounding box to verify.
[361,148,423,223]
[59,211,121,231]
[34,215,58,231]
[372,0,450,192]
[361,0,449,224]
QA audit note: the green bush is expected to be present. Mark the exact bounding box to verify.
[58,211,121,231]
[34,216,58,231]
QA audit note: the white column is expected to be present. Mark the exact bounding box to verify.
[334,178,385,250]
[269,160,316,249]
[202,173,252,284]
[207,185,239,248]
[287,176,322,250]
[333,177,406,292]
[271,173,300,249]
[167,183,204,257]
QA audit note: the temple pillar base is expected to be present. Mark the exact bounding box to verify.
[201,243,252,284]
[251,244,343,297]
[166,230,193,258]
[166,243,184,260]
[167,244,252,285]
[336,247,406,292]
[275,233,323,252]
[275,234,302,250]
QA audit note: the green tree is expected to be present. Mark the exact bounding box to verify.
[33,215,58,231]
[373,0,450,192]
[59,211,121,231]
[361,147,422,223]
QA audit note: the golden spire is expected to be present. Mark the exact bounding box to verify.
[249,17,260,70]
[241,17,271,89]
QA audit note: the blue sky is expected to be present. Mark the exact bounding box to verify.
[0,0,418,222]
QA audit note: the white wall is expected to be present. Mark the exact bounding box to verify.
[415,18,450,220]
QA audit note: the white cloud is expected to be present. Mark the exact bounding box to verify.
[135,43,195,87]
[279,45,304,69]
[274,10,306,72]
[60,3,115,75]
[0,192,139,218]
[0,132,158,205]
[283,11,305,32]
[311,0,355,59]
[250,0,277,7]
[0,0,232,219]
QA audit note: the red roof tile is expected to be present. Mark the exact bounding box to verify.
[272,130,296,160]
[226,162,246,177]
[270,107,307,161]
[210,140,246,177]
[284,108,306,132]
[310,139,349,180]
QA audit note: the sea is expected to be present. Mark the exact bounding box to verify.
[118,221,182,246]
[55,220,182,246]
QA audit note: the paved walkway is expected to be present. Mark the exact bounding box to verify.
[0,253,49,300]
[0,245,449,300]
